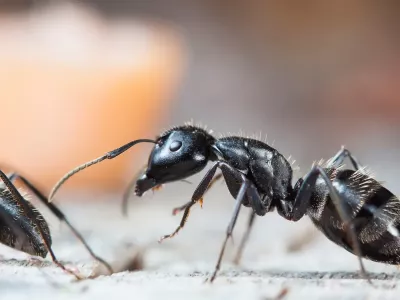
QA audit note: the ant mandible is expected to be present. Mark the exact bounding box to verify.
[49,123,400,283]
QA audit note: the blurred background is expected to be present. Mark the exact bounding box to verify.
[0,0,399,195]
[1,1,400,296]
[0,0,399,194]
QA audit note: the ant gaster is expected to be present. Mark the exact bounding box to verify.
[49,123,400,283]
[0,168,113,278]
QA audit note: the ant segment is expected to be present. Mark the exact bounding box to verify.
[49,124,400,283]
[0,169,113,278]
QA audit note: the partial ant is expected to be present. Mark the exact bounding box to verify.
[0,168,113,279]
[48,123,400,283]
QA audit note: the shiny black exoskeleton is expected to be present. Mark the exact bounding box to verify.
[48,124,400,283]
[0,169,112,278]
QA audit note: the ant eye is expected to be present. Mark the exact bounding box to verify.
[169,140,182,152]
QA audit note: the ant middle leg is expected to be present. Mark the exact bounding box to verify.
[208,178,263,283]
[207,180,248,283]
[233,210,256,265]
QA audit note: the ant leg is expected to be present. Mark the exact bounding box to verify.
[233,210,256,265]
[208,179,250,283]
[121,164,148,217]
[171,173,224,216]
[171,201,192,216]
[158,200,194,242]
[291,166,371,283]
[207,163,264,283]
[9,173,113,274]
[0,170,82,280]
[158,161,263,282]
[158,164,222,242]
[229,165,274,265]
[159,161,261,244]
[172,165,265,264]
[121,173,140,216]
[327,147,362,170]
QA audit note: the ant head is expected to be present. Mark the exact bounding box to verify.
[135,125,215,196]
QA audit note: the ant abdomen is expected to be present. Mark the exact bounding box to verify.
[309,167,400,264]
[0,188,50,257]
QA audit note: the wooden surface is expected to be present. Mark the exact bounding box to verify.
[1,187,400,300]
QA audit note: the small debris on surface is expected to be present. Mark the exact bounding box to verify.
[263,287,289,300]
[89,245,146,278]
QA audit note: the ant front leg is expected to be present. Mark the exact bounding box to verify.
[157,161,263,283]
[158,164,223,242]
[290,166,371,283]
[170,173,224,216]
[159,161,262,244]
[168,167,260,267]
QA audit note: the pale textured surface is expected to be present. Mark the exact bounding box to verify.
[1,185,400,300]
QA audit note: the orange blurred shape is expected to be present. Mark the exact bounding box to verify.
[0,4,186,192]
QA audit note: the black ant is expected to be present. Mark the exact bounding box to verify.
[48,123,400,283]
[0,168,113,279]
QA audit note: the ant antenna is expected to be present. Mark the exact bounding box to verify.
[49,139,156,202]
